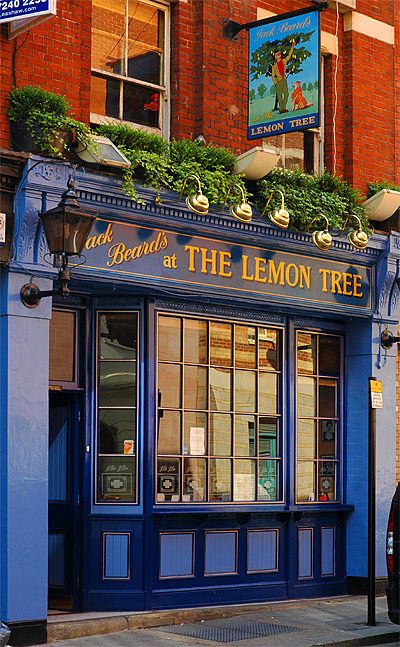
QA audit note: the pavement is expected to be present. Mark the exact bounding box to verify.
[37,595,400,646]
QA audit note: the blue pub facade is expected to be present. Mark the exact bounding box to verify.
[1,156,399,643]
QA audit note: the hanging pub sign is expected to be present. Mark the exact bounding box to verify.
[248,6,321,140]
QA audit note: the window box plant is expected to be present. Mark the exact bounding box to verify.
[7,85,93,158]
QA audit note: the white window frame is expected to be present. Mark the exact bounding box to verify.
[90,0,170,139]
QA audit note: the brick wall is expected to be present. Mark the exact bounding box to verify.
[0,0,399,194]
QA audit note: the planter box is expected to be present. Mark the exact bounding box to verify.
[9,120,68,156]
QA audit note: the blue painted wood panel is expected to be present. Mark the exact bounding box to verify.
[247,529,278,572]
[205,531,237,575]
[49,405,68,501]
[104,533,130,579]
[159,533,194,578]
[298,528,313,579]
[321,527,335,576]
[48,533,65,587]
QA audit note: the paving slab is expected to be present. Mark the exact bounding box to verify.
[40,596,400,646]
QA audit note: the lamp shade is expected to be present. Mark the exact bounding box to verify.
[40,178,96,256]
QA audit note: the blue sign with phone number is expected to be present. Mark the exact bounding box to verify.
[0,0,50,23]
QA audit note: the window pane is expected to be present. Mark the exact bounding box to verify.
[183,458,206,502]
[157,458,180,502]
[92,0,126,74]
[184,365,207,410]
[297,462,316,502]
[210,368,231,411]
[209,413,232,455]
[123,83,159,127]
[183,412,206,456]
[319,379,336,418]
[99,361,136,407]
[235,370,256,412]
[258,460,278,500]
[235,325,256,369]
[319,336,340,375]
[49,310,75,383]
[234,459,256,501]
[297,419,316,460]
[259,328,279,370]
[158,410,181,455]
[297,376,316,417]
[319,420,336,458]
[90,74,120,119]
[318,462,336,501]
[210,322,232,366]
[127,2,163,83]
[234,415,255,456]
[158,364,181,408]
[259,372,277,414]
[209,459,231,501]
[99,410,136,454]
[158,317,181,362]
[297,333,317,374]
[99,313,137,360]
[259,418,278,457]
[184,319,207,364]
[98,456,135,503]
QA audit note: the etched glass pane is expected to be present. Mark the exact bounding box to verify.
[234,459,256,501]
[318,462,336,501]
[258,460,278,500]
[209,459,231,501]
[183,458,206,502]
[98,456,135,503]
[157,458,180,502]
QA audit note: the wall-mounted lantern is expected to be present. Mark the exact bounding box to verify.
[20,178,96,307]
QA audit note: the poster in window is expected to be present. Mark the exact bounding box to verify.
[248,6,320,139]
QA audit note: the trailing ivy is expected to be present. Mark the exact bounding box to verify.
[96,123,369,233]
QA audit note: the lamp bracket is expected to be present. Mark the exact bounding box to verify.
[20,268,71,308]
[381,329,400,350]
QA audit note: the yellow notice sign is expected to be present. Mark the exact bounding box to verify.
[370,379,383,409]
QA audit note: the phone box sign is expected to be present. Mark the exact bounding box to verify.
[0,0,52,23]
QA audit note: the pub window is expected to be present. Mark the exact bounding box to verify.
[156,315,283,504]
[96,312,139,504]
[90,0,169,133]
[296,331,341,503]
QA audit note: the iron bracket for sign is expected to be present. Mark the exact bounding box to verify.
[223,2,328,41]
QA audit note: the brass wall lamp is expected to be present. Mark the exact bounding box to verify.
[341,214,370,250]
[307,214,333,251]
[20,178,96,307]
[224,183,253,223]
[260,189,289,229]
[179,174,209,215]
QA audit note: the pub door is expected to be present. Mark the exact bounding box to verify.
[48,392,82,610]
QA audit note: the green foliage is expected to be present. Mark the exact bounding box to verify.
[250,32,314,81]
[258,83,267,98]
[7,85,93,158]
[255,168,369,232]
[367,180,400,199]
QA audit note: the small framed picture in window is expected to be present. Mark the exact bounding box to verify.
[321,420,335,442]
